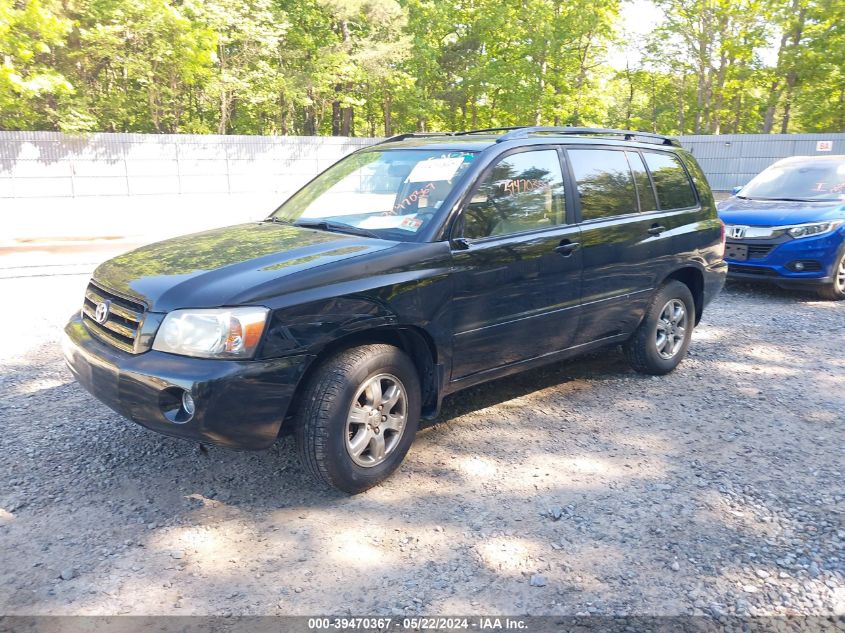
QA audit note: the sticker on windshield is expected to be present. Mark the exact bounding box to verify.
[398,216,424,232]
[406,157,464,183]
[357,214,424,232]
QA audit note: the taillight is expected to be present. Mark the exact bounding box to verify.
[719,220,726,258]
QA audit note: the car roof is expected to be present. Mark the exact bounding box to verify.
[371,126,682,154]
[773,155,845,165]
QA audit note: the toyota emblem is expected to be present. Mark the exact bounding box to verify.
[94,301,111,324]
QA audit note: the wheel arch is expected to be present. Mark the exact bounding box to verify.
[663,266,705,324]
[281,324,441,434]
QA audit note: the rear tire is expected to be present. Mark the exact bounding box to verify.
[623,280,695,375]
[816,250,845,301]
[294,344,420,494]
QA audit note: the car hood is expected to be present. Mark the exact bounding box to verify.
[92,222,397,311]
[718,197,845,226]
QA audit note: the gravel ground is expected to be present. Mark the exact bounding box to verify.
[0,271,843,618]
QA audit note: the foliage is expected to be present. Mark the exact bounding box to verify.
[1,0,844,134]
[0,0,72,129]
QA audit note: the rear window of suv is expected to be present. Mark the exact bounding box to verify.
[642,152,697,209]
[569,148,638,220]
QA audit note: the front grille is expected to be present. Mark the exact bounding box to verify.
[729,264,778,276]
[81,281,146,353]
[746,244,775,260]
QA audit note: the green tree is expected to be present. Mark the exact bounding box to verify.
[0,0,72,129]
[60,0,216,132]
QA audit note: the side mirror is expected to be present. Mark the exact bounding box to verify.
[450,237,471,251]
[731,185,744,195]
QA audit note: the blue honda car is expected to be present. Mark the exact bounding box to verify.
[718,155,845,300]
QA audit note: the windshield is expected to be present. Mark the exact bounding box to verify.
[271,149,477,241]
[740,158,845,201]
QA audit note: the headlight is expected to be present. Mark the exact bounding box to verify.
[786,220,843,239]
[152,307,269,359]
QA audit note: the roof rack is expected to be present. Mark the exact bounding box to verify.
[379,128,523,143]
[494,126,680,147]
[376,126,680,147]
[452,127,527,136]
[377,132,454,144]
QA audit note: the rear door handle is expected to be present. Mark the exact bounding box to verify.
[554,241,581,256]
[648,224,667,236]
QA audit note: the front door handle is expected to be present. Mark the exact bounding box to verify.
[648,224,667,236]
[554,241,581,257]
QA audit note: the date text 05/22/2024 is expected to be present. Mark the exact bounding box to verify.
[306,617,528,630]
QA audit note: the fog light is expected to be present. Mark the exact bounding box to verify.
[794,261,805,271]
[181,391,195,418]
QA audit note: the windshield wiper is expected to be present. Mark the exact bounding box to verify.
[264,216,292,224]
[294,219,381,239]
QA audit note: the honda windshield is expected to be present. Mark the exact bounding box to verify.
[740,157,845,202]
[270,149,477,241]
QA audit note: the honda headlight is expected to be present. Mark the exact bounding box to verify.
[786,220,843,239]
[152,307,269,359]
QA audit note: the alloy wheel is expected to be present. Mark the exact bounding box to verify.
[345,373,408,468]
[655,299,687,360]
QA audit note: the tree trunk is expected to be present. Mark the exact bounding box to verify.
[217,43,229,134]
[678,73,686,134]
[624,63,635,129]
[840,88,845,132]
[535,53,548,125]
[711,45,731,134]
[732,93,742,133]
[693,19,710,135]
[650,74,657,132]
[780,94,793,133]
[303,88,317,135]
[331,20,354,136]
[341,83,353,136]
[383,93,392,137]
[331,92,342,136]
[218,91,229,135]
[762,31,788,133]
[571,32,593,126]
[778,2,806,133]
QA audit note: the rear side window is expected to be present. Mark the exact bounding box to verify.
[462,149,566,239]
[569,149,638,220]
[627,151,658,212]
[642,152,697,209]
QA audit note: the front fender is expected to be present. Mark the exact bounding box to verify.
[259,296,402,358]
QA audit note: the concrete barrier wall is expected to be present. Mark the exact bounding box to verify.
[0,133,378,244]
[2,131,845,244]
[0,132,378,199]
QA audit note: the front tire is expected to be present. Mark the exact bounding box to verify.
[623,280,695,375]
[294,344,421,494]
[816,249,845,301]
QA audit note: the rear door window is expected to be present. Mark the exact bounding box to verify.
[627,151,658,212]
[568,148,639,220]
[642,152,697,209]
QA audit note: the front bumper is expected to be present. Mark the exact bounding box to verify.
[62,314,312,450]
[726,269,833,288]
[725,231,843,287]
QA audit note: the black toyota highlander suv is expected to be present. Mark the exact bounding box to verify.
[63,126,727,493]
